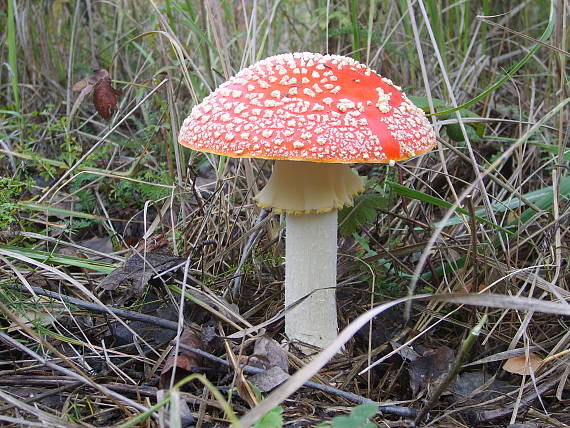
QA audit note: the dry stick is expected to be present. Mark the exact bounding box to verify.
[8,284,179,330]
[0,381,83,413]
[0,329,151,417]
[0,389,83,428]
[176,343,418,419]
[414,314,487,425]
[238,295,433,426]
[239,292,570,426]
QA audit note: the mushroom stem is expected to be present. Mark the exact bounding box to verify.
[285,210,339,351]
[255,160,364,351]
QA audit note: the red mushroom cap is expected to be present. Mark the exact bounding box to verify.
[179,52,436,163]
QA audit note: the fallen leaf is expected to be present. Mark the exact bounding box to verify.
[70,82,95,121]
[503,353,542,375]
[72,76,96,92]
[449,371,513,405]
[249,366,290,393]
[160,326,204,389]
[98,250,183,295]
[7,297,60,332]
[249,335,289,372]
[71,69,120,121]
[103,292,177,348]
[390,340,421,362]
[248,335,290,392]
[58,236,114,262]
[408,345,455,396]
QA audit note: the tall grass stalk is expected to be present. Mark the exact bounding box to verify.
[7,0,19,113]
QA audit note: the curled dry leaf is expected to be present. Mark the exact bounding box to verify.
[71,68,120,120]
[93,69,120,120]
[160,326,205,389]
[503,353,543,375]
[98,250,183,295]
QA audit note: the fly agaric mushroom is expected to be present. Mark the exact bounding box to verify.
[179,52,436,351]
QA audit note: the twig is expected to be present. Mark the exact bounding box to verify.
[0,329,151,416]
[177,343,419,419]
[0,381,82,413]
[0,388,84,428]
[7,284,179,330]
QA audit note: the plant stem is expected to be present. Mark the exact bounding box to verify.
[415,314,488,424]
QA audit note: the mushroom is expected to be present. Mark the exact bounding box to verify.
[179,52,436,351]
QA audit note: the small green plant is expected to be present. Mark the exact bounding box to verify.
[338,192,388,236]
[318,403,379,428]
[0,175,31,230]
[70,173,98,213]
[253,406,284,428]
[112,169,173,208]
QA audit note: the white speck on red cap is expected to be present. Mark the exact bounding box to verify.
[179,52,436,163]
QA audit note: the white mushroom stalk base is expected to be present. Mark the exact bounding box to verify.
[285,210,339,351]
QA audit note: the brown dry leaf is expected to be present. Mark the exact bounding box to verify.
[98,250,183,295]
[71,76,96,92]
[391,341,421,362]
[71,69,120,120]
[449,371,513,406]
[249,335,289,372]
[247,335,290,392]
[160,326,204,389]
[70,75,96,120]
[408,345,455,396]
[249,366,290,393]
[93,69,120,120]
[503,353,543,375]
[58,236,114,262]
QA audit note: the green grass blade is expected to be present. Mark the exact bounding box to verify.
[519,175,570,225]
[19,202,106,221]
[349,0,361,61]
[386,180,514,235]
[0,245,115,273]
